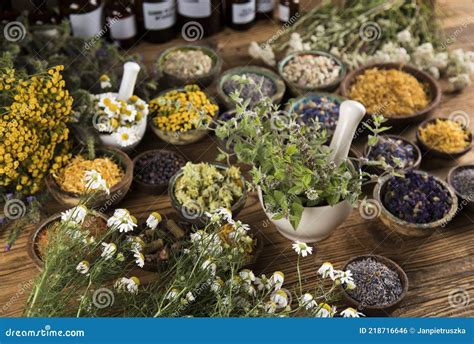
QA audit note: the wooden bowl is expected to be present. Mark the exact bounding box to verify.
[149,87,218,145]
[132,149,187,195]
[155,44,222,88]
[278,50,346,96]
[341,254,408,316]
[27,211,109,269]
[46,147,133,209]
[168,163,248,226]
[217,66,286,110]
[416,118,473,160]
[340,63,441,127]
[373,170,458,237]
[447,164,474,211]
[363,134,422,175]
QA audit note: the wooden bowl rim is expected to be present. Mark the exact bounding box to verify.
[340,62,441,120]
[416,117,473,157]
[362,134,422,170]
[132,149,188,190]
[278,50,347,92]
[341,254,409,311]
[373,169,459,230]
[46,147,133,200]
[27,211,109,269]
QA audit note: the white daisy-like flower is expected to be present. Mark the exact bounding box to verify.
[244,283,257,297]
[264,300,277,314]
[186,291,195,302]
[114,126,139,147]
[146,212,162,230]
[210,277,223,293]
[315,303,336,317]
[271,289,289,308]
[300,293,317,310]
[61,205,88,225]
[101,242,117,260]
[201,259,217,275]
[84,170,110,194]
[190,231,203,243]
[271,271,285,290]
[239,269,256,283]
[255,274,273,291]
[115,276,140,294]
[346,280,356,290]
[107,209,137,233]
[292,241,313,257]
[318,262,336,280]
[133,248,145,268]
[127,236,145,252]
[99,74,112,89]
[166,288,180,300]
[337,270,354,285]
[76,260,90,275]
[341,307,364,318]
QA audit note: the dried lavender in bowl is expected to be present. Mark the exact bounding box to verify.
[346,257,403,307]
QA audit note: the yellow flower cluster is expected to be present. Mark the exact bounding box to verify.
[419,119,471,153]
[150,85,218,132]
[0,66,73,194]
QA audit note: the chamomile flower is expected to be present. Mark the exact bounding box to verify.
[133,248,145,268]
[107,209,137,233]
[115,276,140,294]
[239,269,256,283]
[271,289,289,308]
[186,292,195,302]
[61,205,87,225]
[101,242,117,260]
[76,260,90,275]
[300,293,317,310]
[264,301,277,314]
[271,271,285,290]
[292,241,313,257]
[146,212,162,230]
[127,236,145,252]
[341,307,364,318]
[210,277,224,293]
[255,274,273,291]
[244,283,257,297]
[315,303,336,318]
[166,288,180,300]
[337,270,354,285]
[99,74,112,89]
[114,127,139,147]
[84,170,110,194]
[318,262,336,280]
[201,259,217,275]
[346,280,356,290]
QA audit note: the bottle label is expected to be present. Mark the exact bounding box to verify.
[178,0,211,19]
[70,4,104,38]
[278,3,289,22]
[257,0,273,13]
[143,1,176,30]
[232,1,255,24]
[109,15,137,39]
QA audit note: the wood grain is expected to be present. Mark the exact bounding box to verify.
[0,0,473,317]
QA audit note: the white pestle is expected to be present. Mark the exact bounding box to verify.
[117,61,141,101]
[328,100,366,166]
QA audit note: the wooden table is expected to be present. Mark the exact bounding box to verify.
[1,0,473,317]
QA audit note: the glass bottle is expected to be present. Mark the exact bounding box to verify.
[278,0,298,25]
[65,0,105,38]
[256,0,273,20]
[106,0,137,48]
[177,0,222,37]
[227,0,255,31]
[136,0,176,43]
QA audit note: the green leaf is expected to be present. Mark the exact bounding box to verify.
[273,190,287,211]
[289,202,304,230]
[285,144,298,156]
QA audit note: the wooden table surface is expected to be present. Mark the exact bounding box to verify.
[1,0,473,317]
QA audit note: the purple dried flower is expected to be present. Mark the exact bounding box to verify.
[368,137,415,168]
[383,171,452,224]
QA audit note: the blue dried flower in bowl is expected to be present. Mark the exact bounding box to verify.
[373,170,458,237]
